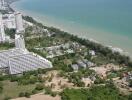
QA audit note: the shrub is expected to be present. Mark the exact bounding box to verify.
[77,81,85,87]
[24,92,31,98]
[29,75,37,84]
[10,75,19,82]
[0,82,3,93]
[32,89,37,94]
[4,97,11,100]
[0,76,4,81]
[94,76,105,84]
[19,92,25,97]
[51,92,57,97]
[44,87,52,95]
[128,94,132,100]
[129,80,132,87]
[35,83,44,90]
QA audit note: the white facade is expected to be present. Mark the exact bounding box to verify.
[15,34,25,50]
[89,50,96,56]
[2,13,16,29]
[15,12,25,33]
[0,0,4,9]
[0,48,53,74]
[0,48,26,68]
[9,53,53,74]
[0,13,5,42]
[0,0,6,10]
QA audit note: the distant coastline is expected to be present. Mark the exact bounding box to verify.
[10,0,132,58]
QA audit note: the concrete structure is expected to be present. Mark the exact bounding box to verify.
[2,13,16,29]
[0,13,5,42]
[77,60,87,69]
[9,52,52,74]
[0,6,52,74]
[0,33,53,74]
[71,64,78,72]
[15,12,24,33]
[0,48,52,74]
[83,59,94,67]
[0,0,8,10]
[0,0,5,10]
[15,34,25,50]
[89,50,96,56]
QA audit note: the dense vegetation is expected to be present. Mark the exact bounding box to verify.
[0,68,54,99]
[5,28,16,39]
[0,68,52,85]
[0,42,14,50]
[0,82,3,93]
[23,16,132,68]
[61,83,131,100]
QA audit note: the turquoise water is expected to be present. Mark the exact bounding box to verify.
[12,0,132,55]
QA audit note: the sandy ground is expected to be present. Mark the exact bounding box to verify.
[82,78,93,87]
[44,70,74,92]
[90,63,121,78]
[90,67,107,78]
[12,93,61,100]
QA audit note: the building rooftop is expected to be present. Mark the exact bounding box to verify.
[71,64,79,72]
[9,53,52,74]
[0,48,27,68]
[0,48,52,74]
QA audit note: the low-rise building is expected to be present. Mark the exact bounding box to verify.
[2,13,16,29]
[89,50,96,56]
[77,60,87,69]
[71,64,79,72]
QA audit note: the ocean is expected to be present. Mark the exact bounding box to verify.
[11,0,132,56]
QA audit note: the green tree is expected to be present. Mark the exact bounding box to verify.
[35,83,44,90]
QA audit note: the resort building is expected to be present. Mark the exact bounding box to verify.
[0,0,52,75]
[77,60,87,69]
[0,13,5,42]
[15,34,26,50]
[71,64,79,72]
[2,13,16,29]
[0,48,53,75]
[0,0,5,10]
[0,34,53,75]
[89,50,96,56]
[0,0,8,10]
[15,12,25,33]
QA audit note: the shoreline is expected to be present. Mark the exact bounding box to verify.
[10,0,131,58]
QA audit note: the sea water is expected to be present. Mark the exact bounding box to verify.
[11,0,132,56]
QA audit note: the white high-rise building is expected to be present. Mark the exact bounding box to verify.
[0,0,2,9]
[0,13,5,42]
[15,34,25,50]
[0,0,6,10]
[15,12,25,33]
[3,13,16,29]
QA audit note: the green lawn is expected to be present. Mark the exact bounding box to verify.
[0,80,36,100]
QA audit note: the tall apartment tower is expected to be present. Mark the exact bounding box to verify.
[15,34,25,50]
[0,0,6,10]
[0,13,5,42]
[15,12,25,33]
